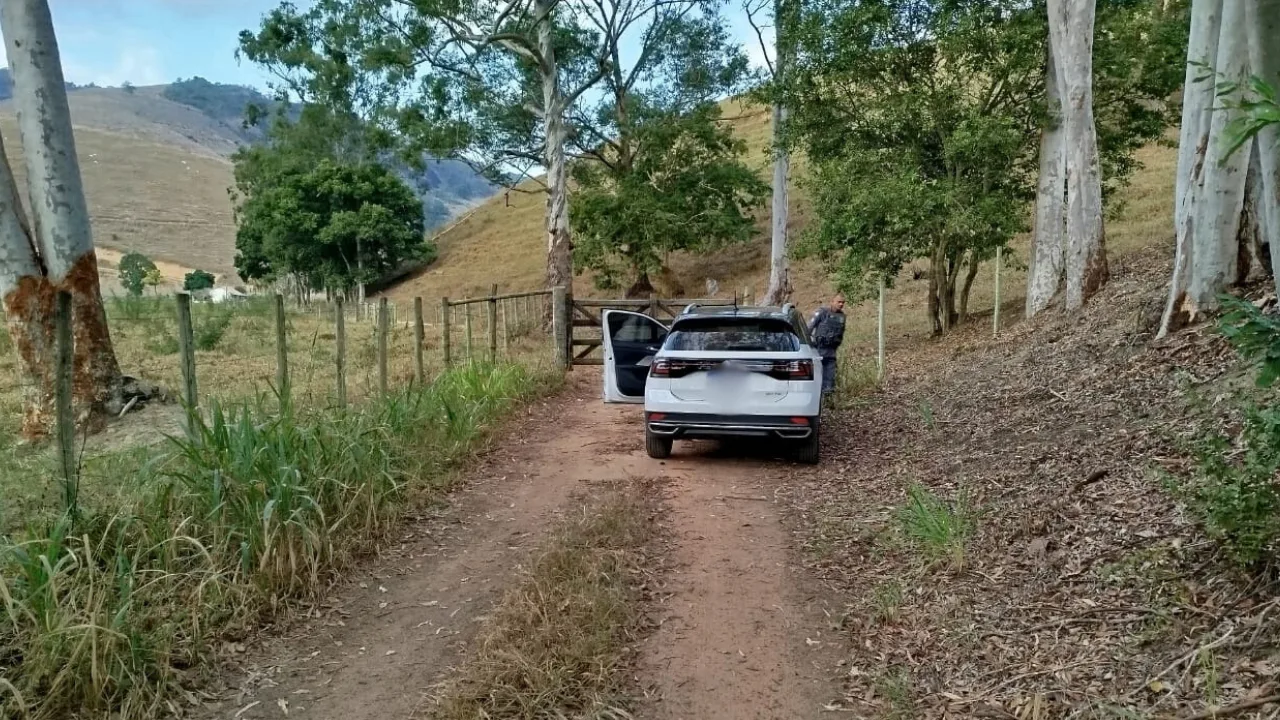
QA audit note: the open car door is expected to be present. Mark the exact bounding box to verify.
[601,310,669,403]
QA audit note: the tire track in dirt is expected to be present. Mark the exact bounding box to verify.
[638,442,846,720]
[198,371,842,719]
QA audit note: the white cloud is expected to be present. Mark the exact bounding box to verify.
[63,45,166,86]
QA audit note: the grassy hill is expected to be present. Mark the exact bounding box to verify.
[0,77,498,289]
[380,99,1178,349]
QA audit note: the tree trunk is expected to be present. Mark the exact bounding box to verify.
[1246,0,1280,298]
[625,272,654,299]
[1048,0,1108,311]
[1184,0,1250,315]
[1026,43,1067,318]
[927,240,944,336]
[958,249,981,322]
[762,102,791,306]
[538,0,573,299]
[1,0,125,436]
[0,132,58,439]
[1160,0,1223,336]
[944,253,961,329]
[1236,139,1264,285]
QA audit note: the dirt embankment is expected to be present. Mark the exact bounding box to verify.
[782,246,1280,718]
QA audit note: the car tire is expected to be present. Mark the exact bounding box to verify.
[795,420,820,465]
[646,428,673,459]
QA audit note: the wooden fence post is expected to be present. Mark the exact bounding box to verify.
[500,298,510,353]
[877,278,886,382]
[552,285,568,371]
[648,291,658,318]
[488,284,499,362]
[175,292,199,435]
[54,290,77,515]
[377,297,390,396]
[335,297,348,409]
[465,302,474,360]
[993,246,1003,338]
[275,294,291,410]
[441,297,453,366]
[413,297,425,385]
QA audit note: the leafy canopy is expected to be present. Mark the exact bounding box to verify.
[786,0,1188,308]
[233,156,430,292]
[183,270,216,292]
[571,103,769,292]
[118,252,158,297]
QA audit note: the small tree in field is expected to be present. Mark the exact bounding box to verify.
[118,252,158,297]
[184,270,216,291]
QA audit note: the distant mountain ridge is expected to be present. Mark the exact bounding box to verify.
[0,72,498,229]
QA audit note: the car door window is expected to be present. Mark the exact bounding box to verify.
[608,313,664,344]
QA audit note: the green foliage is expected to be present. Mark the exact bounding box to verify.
[571,104,768,292]
[232,156,431,293]
[117,252,157,297]
[1218,295,1280,388]
[896,483,975,568]
[1219,75,1280,161]
[0,361,555,719]
[183,270,216,292]
[786,0,1187,332]
[1172,405,1280,568]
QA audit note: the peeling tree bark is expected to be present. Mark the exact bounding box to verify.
[0,0,125,438]
[1048,0,1108,311]
[1026,44,1067,318]
[762,102,791,306]
[1184,0,1252,315]
[538,0,574,300]
[1246,0,1280,298]
[1160,0,1223,336]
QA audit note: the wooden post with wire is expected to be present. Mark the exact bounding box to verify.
[335,297,348,409]
[54,290,78,516]
[275,294,291,411]
[488,284,499,362]
[993,246,1003,337]
[441,297,453,366]
[877,277,887,382]
[465,302,474,360]
[413,296,425,385]
[175,292,199,434]
[377,297,389,396]
[552,286,568,371]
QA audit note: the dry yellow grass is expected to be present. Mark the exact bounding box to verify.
[381,100,1177,356]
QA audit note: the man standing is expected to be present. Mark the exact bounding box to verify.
[807,293,846,394]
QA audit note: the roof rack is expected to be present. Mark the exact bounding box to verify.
[781,302,795,316]
[681,303,700,315]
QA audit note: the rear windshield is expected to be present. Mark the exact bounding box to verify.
[664,318,800,352]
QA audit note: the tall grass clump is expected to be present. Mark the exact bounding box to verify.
[896,483,975,568]
[0,360,556,720]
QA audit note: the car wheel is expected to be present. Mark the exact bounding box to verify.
[646,428,673,459]
[795,421,820,465]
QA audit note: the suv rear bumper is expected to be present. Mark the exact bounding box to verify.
[645,412,816,440]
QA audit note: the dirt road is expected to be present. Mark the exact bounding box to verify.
[200,371,843,720]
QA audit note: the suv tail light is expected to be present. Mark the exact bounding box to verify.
[768,359,813,381]
[650,359,719,378]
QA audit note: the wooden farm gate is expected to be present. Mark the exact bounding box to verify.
[567,294,743,367]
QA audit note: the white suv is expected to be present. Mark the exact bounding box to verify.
[601,304,824,464]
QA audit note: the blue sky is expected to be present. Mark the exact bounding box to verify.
[0,0,772,91]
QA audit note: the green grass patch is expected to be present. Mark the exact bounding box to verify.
[896,483,975,568]
[431,480,660,720]
[0,360,560,720]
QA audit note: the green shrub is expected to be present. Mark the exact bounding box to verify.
[183,270,216,292]
[193,306,235,351]
[1218,294,1280,387]
[1172,404,1280,567]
